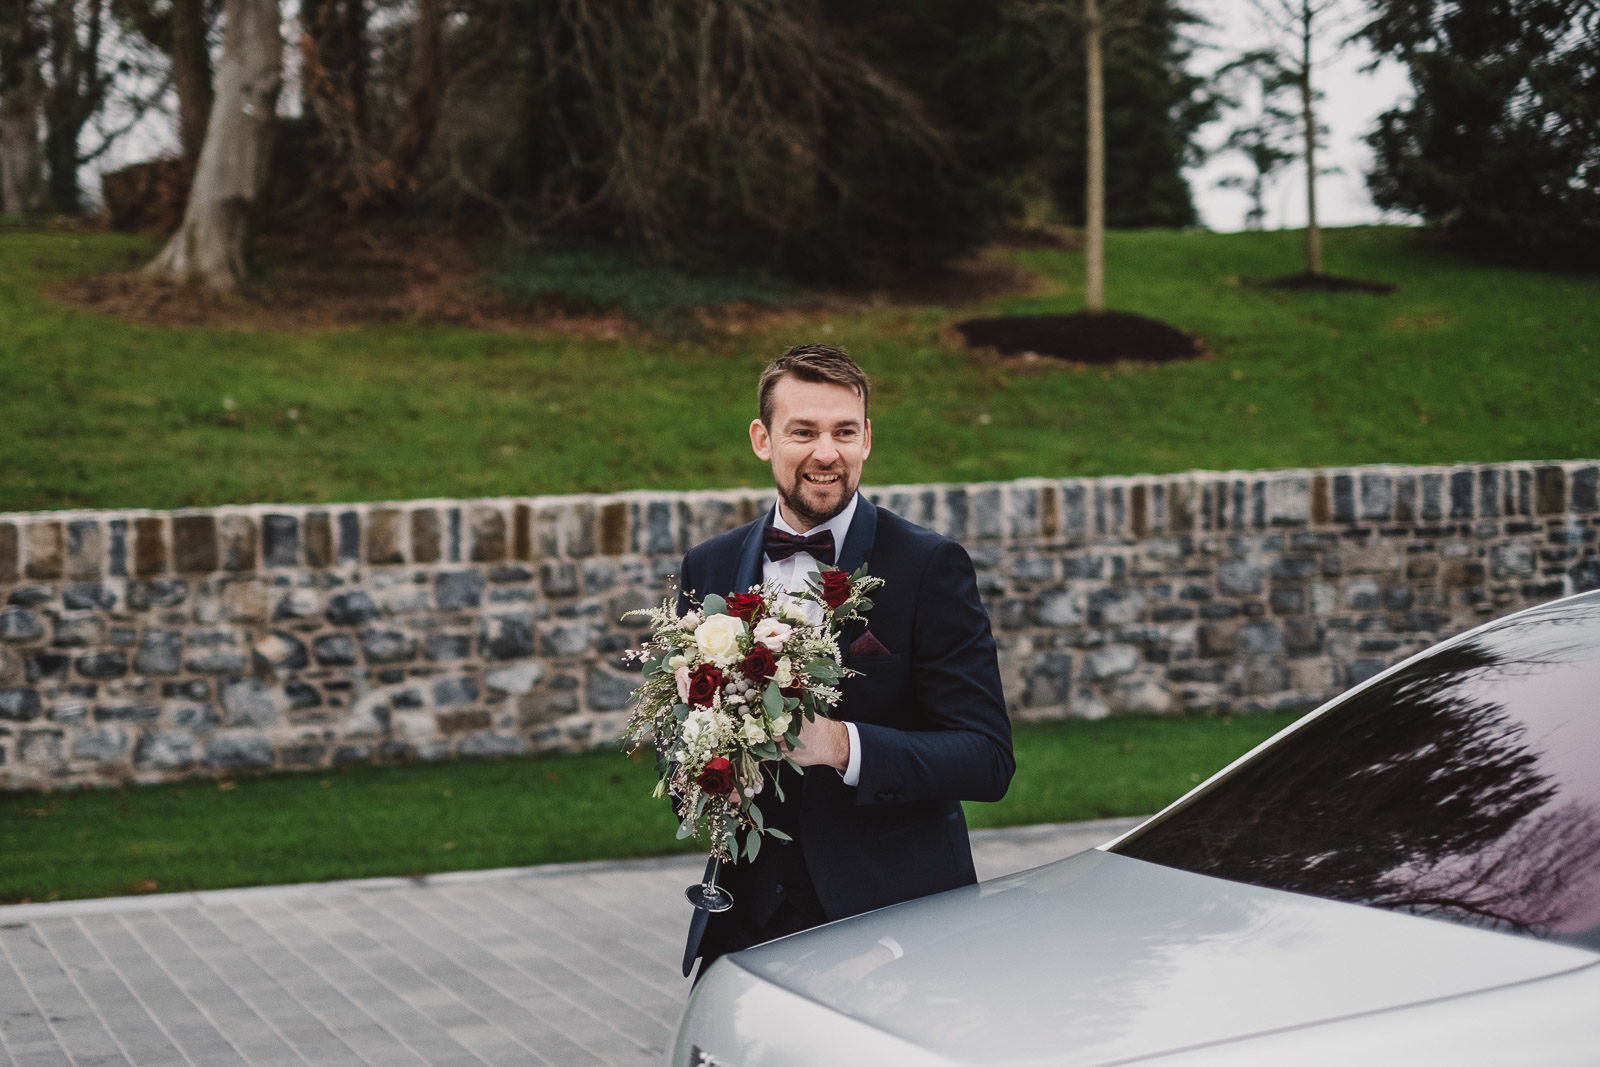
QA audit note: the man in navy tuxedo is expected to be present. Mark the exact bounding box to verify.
[679,343,1014,978]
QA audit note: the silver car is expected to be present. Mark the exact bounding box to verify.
[670,589,1600,1066]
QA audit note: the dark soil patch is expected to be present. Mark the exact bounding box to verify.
[1253,271,1397,294]
[954,310,1204,365]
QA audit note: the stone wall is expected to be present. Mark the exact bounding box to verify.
[2,460,1597,791]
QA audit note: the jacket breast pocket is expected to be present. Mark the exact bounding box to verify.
[841,652,910,728]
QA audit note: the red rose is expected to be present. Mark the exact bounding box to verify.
[688,665,724,706]
[696,757,735,795]
[726,592,764,623]
[819,569,853,609]
[741,643,777,682]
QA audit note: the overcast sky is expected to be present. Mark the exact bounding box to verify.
[1182,0,1417,232]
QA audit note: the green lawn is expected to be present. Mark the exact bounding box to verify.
[0,712,1298,903]
[1,226,1595,513]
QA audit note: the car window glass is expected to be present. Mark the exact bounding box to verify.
[1112,594,1600,952]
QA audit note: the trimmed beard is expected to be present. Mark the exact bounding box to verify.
[777,472,854,530]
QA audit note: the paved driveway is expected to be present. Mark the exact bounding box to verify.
[0,818,1141,1067]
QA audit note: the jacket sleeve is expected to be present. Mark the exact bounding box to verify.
[850,539,1015,805]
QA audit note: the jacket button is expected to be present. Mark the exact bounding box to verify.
[775,884,784,895]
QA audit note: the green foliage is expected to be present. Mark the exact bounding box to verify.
[0,713,1301,903]
[2,225,1598,513]
[1362,0,1600,261]
[488,245,794,325]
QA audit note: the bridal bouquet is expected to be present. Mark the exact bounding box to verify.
[622,564,883,865]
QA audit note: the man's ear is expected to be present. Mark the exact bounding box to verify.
[750,418,773,461]
[862,418,871,461]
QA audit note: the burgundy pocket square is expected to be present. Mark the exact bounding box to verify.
[848,631,893,658]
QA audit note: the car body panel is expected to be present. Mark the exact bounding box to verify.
[675,849,1596,1067]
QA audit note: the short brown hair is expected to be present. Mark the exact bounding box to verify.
[757,343,870,427]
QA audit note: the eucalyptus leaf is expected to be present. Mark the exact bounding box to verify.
[764,681,783,717]
[673,703,691,720]
[702,593,728,617]
[676,821,694,840]
[745,832,762,863]
[727,836,740,863]
[783,756,805,776]
[773,776,786,802]
[750,804,764,830]
[783,696,799,712]
[767,828,792,842]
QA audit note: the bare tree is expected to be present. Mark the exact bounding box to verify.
[1214,49,1299,230]
[115,0,216,163]
[1245,0,1352,275]
[41,0,113,213]
[0,0,47,213]
[144,0,281,290]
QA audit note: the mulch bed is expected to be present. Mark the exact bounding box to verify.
[954,310,1204,365]
[1252,272,1397,294]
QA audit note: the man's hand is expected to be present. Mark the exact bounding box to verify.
[785,714,851,773]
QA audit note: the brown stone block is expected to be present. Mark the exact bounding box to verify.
[133,517,167,576]
[368,508,405,564]
[470,506,507,562]
[65,520,103,579]
[24,522,64,579]
[512,503,532,561]
[1535,466,1566,515]
[1311,475,1331,525]
[410,508,441,563]
[1198,623,1238,658]
[0,523,18,583]
[218,515,257,571]
[1406,556,1438,580]
[222,579,271,623]
[173,515,219,573]
[1039,484,1060,539]
[1165,484,1191,534]
[305,512,333,568]
[436,709,491,733]
[598,502,628,556]
[1130,485,1150,538]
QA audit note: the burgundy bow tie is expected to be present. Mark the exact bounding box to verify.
[763,525,836,565]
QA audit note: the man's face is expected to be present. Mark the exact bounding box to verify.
[750,375,871,532]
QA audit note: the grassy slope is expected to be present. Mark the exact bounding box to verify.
[2,226,1596,513]
[0,713,1297,903]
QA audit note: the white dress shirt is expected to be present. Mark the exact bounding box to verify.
[763,494,863,787]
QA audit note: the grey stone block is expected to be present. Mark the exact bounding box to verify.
[205,735,275,771]
[185,650,248,674]
[425,633,473,660]
[458,732,528,758]
[94,704,159,722]
[436,571,485,611]
[482,613,536,660]
[128,579,188,610]
[135,730,195,770]
[222,678,282,728]
[19,727,64,763]
[326,591,380,626]
[0,607,44,643]
[1218,559,1262,596]
[433,677,479,707]
[1238,622,1282,655]
[313,633,359,666]
[360,629,416,664]
[134,629,183,675]
[541,562,580,598]
[586,668,636,711]
[1087,587,1145,627]
[0,687,42,721]
[75,651,127,678]
[173,704,222,731]
[1084,645,1139,680]
[1034,588,1082,627]
[485,661,543,694]
[64,583,115,610]
[541,624,593,657]
[72,727,128,761]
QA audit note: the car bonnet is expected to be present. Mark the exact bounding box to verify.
[725,849,1599,1067]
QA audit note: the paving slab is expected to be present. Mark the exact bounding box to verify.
[0,817,1142,1067]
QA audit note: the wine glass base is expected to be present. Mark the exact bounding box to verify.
[685,883,734,913]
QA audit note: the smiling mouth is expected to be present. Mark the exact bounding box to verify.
[802,472,842,487]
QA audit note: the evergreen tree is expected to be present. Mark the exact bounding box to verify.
[1362,0,1600,261]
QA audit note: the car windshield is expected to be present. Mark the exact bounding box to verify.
[1111,592,1600,952]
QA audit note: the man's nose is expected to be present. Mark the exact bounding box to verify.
[811,435,839,464]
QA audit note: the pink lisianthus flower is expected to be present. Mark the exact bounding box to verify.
[674,665,692,703]
[751,616,793,653]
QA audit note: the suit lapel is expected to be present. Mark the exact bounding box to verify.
[733,512,767,594]
[834,496,878,655]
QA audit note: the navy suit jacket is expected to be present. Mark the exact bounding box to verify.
[676,496,1014,945]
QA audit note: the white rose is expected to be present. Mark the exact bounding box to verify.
[751,617,794,653]
[668,653,691,670]
[694,613,748,667]
[775,597,816,627]
[770,712,791,737]
[679,610,701,631]
[773,656,794,689]
[740,716,768,746]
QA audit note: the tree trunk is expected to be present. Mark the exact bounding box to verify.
[41,0,108,214]
[1084,0,1106,313]
[0,1,46,215]
[144,0,282,290]
[1299,0,1322,275]
[389,0,440,181]
[170,0,213,163]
